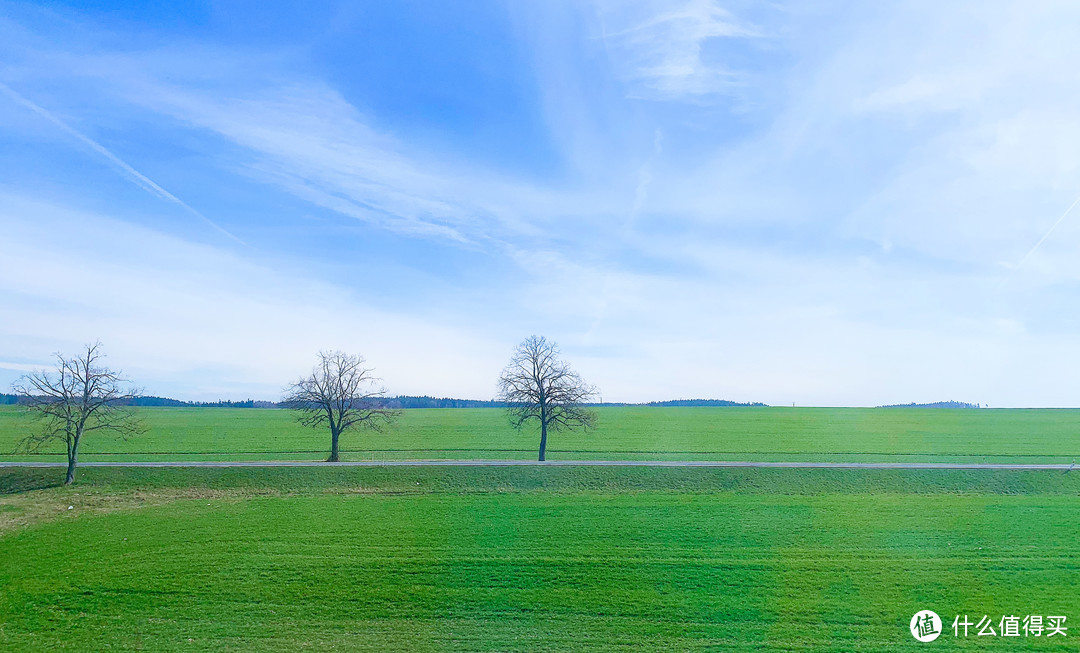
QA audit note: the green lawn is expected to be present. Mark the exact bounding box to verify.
[1,467,1078,651]
[2,405,1080,463]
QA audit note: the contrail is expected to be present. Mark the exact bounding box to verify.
[1015,192,1080,269]
[0,82,245,245]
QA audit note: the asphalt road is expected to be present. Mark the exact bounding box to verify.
[0,460,1074,469]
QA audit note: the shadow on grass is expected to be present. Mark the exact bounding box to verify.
[0,469,64,494]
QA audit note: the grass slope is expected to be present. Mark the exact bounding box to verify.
[1,467,1079,651]
[2,406,1080,463]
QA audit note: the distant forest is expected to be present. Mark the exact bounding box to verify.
[0,393,279,408]
[0,393,767,409]
[878,401,982,409]
[638,399,767,407]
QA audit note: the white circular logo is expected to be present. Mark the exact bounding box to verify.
[910,610,942,642]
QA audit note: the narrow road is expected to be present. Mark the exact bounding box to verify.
[0,460,1073,469]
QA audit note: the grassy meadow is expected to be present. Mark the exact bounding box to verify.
[2,405,1080,463]
[1,466,1079,651]
[3,409,1080,650]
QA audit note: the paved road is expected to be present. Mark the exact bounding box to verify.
[0,460,1074,470]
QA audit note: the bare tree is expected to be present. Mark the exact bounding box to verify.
[13,342,144,485]
[497,335,598,461]
[282,350,398,462]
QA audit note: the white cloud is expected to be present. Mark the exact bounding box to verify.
[105,79,617,250]
[0,361,41,373]
[595,0,757,100]
[5,2,1080,406]
[0,195,505,400]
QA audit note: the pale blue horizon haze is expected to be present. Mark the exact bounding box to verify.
[2,1,1080,406]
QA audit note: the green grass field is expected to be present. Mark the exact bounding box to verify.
[2,405,1080,463]
[4,408,1079,650]
[1,466,1078,651]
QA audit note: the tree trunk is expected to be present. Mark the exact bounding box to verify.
[65,435,80,485]
[328,427,340,462]
[538,420,548,462]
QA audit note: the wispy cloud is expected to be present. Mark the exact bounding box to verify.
[6,2,1080,405]
[0,194,504,400]
[1014,193,1080,270]
[0,361,41,373]
[825,3,1080,276]
[595,0,758,100]
[116,81,575,247]
[0,81,244,245]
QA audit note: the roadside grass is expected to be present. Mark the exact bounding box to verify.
[6,465,1080,499]
[1,467,1078,651]
[4,405,1080,463]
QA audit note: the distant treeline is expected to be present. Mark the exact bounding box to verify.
[114,397,283,408]
[0,392,768,409]
[638,399,767,407]
[0,394,281,408]
[120,397,282,408]
[878,401,982,409]
[379,396,501,408]
[132,396,503,409]
[377,397,768,409]
[1,395,503,409]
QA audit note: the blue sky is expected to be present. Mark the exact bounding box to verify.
[3,1,1080,406]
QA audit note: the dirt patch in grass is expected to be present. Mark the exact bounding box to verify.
[0,485,290,535]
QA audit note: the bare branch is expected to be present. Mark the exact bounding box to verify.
[497,335,598,461]
[282,350,399,462]
[12,341,145,484]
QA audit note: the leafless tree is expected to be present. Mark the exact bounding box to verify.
[13,342,144,485]
[497,335,597,461]
[282,350,399,462]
